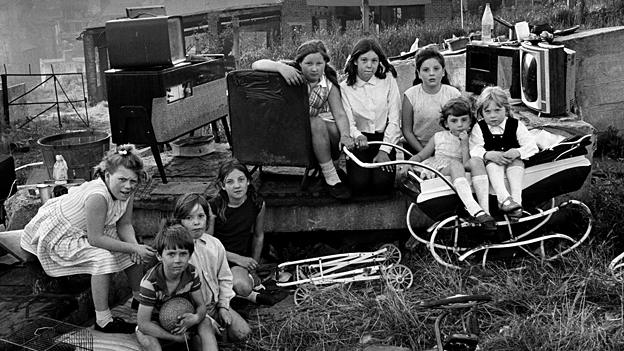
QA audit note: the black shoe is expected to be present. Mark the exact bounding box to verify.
[327,182,351,200]
[94,317,136,334]
[255,293,277,306]
[131,298,139,310]
[471,211,497,232]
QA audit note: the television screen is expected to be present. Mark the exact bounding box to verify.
[521,51,539,103]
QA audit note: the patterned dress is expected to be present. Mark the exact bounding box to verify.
[308,75,331,118]
[20,178,134,277]
[420,130,463,175]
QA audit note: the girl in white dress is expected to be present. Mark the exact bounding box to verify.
[402,46,461,154]
[409,97,495,230]
[20,144,155,333]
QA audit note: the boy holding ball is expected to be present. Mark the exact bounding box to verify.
[136,222,216,351]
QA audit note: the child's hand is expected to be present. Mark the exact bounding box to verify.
[133,244,156,263]
[420,169,436,180]
[236,256,259,271]
[339,135,355,150]
[173,312,200,334]
[373,151,394,173]
[503,149,521,160]
[487,151,513,165]
[218,308,232,327]
[355,135,368,149]
[278,65,305,85]
[458,131,469,143]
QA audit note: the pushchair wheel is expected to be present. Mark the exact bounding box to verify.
[293,284,316,306]
[379,243,402,266]
[384,264,414,291]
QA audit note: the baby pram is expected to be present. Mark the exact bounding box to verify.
[343,134,593,269]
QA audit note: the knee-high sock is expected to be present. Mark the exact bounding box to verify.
[320,160,340,186]
[506,165,525,205]
[471,174,490,214]
[453,177,483,216]
[486,163,511,203]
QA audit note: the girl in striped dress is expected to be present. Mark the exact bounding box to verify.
[20,144,156,334]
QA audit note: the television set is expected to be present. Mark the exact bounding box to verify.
[106,16,185,69]
[465,44,521,98]
[519,42,576,116]
[125,5,167,19]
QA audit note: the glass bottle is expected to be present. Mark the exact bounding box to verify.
[482,3,494,43]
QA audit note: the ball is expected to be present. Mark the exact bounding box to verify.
[159,297,195,332]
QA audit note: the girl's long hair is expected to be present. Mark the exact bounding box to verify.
[213,159,263,223]
[293,39,340,91]
[344,38,397,86]
[412,46,451,86]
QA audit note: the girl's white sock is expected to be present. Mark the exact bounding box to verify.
[320,160,340,186]
[95,309,113,328]
[453,177,483,217]
[486,163,511,203]
[506,165,525,205]
[471,175,490,214]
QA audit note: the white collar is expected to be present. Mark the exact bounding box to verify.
[487,117,508,130]
[355,75,377,87]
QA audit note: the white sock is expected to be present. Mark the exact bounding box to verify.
[320,160,340,186]
[472,175,490,214]
[506,165,525,205]
[453,177,483,217]
[95,309,113,328]
[486,163,511,203]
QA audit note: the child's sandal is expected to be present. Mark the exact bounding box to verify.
[506,208,523,221]
[499,196,522,213]
[471,210,497,232]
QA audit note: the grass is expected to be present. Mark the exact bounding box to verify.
[236,240,624,350]
[4,1,624,349]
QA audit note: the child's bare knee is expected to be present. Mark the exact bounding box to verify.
[229,321,251,341]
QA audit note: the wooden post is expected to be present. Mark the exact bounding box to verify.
[232,16,240,69]
[1,74,9,130]
[361,0,370,34]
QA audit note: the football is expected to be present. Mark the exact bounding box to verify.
[158,297,195,332]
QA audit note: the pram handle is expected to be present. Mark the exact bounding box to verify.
[341,141,459,196]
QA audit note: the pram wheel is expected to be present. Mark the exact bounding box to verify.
[384,264,414,291]
[379,243,402,266]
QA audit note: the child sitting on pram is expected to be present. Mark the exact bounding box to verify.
[408,96,495,230]
[469,86,538,220]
